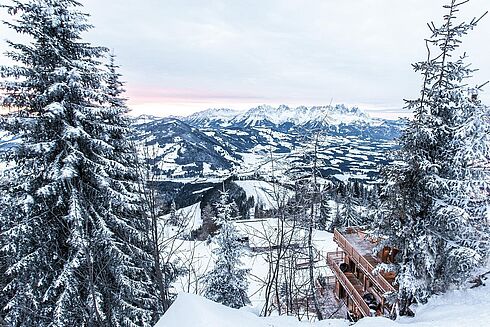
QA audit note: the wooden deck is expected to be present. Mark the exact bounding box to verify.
[364,256,380,268]
[326,251,371,317]
[333,229,396,293]
[345,272,364,294]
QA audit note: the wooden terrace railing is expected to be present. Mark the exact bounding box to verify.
[333,229,396,293]
[327,252,372,318]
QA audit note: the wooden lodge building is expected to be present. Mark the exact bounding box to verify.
[326,227,398,320]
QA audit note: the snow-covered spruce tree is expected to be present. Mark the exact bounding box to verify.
[0,1,158,326]
[168,200,181,227]
[203,190,250,309]
[374,0,490,315]
[101,53,161,322]
[329,182,364,230]
[341,183,363,227]
[0,171,19,326]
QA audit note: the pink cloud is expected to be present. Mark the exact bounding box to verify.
[125,86,266,104]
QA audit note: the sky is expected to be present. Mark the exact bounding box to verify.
[0,0,489,119]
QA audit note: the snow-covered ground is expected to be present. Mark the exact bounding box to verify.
[157,283,490,327]
[163,214,338,308]
[160,202,203,238]
[156,292,347,327]
[234,180,284,210]
[160,210,490,327]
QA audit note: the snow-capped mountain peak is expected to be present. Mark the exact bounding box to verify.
[181,104,374,130]
[184,108,244,128]
[229,104,372,128]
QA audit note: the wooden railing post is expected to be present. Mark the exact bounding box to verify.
[327,251,371,317]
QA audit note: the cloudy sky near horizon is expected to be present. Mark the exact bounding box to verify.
[1,0,489,119]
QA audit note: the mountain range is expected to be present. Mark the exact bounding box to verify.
[134,104,404,182]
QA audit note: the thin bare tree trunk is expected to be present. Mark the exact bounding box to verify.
[307,133,324,320]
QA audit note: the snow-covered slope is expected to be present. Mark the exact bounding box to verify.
[135,117,241,178]
[182,104,398,131]
[156,292,347,327]
[157,284,490,327]
[234,180,293,210]
[160,202,202,233]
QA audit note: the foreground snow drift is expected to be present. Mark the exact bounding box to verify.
[156,293,347,327]
[157,284,490,327]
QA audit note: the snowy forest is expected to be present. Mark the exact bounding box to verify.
[0,0,489,326]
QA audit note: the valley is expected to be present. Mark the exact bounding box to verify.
[134,104,402,182]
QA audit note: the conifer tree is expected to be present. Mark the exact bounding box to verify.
[329,182,363,229]
[203,190,250,309]
[0,1,158,325]
[0,174,17,325]
[342,183,363,227]
[374,0,490,315]
[168,200,180,226]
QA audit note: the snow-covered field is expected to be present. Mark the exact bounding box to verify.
[234,180,293,210]
[157,284,490,327]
